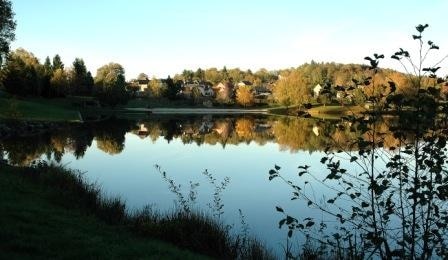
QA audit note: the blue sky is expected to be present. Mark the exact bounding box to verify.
[10,0,448,78]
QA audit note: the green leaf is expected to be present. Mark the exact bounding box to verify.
[350,156,358,162]
[288,229,293,237]
[327,199,335,204]
[279,219,286,228]
[269,169,276,175]
[298,171,307,176]
[306,221,315,227]
[276,206,284,213]
[361,202,369,208]
[274,165,281,170]
[307,201,313,206]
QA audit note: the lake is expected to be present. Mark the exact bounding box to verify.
[0,114,404,257]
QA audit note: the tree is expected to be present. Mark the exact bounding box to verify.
[269,24,448,259]
[50,68,68,97]
[43,56,52,74]
[52,54,64,71]
[165,76,181,100]
[137,73,148,81]
[94,62,127,106]
[181,69,194,82]
[149,77,165,98]
[3,48,42,96]
[0,0,16,68]
[70,58,93,95]
[273,70,311,108]
[236,85,255,107]
[195,68,204,82]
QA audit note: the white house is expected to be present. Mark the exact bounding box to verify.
[313,84,322,97]
[198,85,214,97]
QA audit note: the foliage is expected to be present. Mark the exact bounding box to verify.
[153,165,274,259]
[50,68,69,96]
[273,70,312,107]
[0,0,15,68]
[269,24,448,259]
[94,62,128,106]
[2,48,43,96]
[0,164,205,259]
[70,58,94,95]
[149,76,166,98]
[236,85,255,107]
[164,76,182,100]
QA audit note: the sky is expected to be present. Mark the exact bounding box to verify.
[10,0,448,79]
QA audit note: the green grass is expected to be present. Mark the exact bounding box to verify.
[0,164,206,259]
[0,97,81,122]
[0,163,274,259]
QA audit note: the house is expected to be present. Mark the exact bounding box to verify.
[213,82,235,99]
[198,84,214,97]
[236,81,253,88]
[313,84,323,97]
[138,79,149,92]
[181,82,214,98]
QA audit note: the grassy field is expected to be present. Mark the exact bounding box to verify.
[0,164,206,259]
[0,97,81,122]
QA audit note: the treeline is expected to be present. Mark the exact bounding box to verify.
[172,67,279,85]
[1,48,128,106]
[273,61,446,107]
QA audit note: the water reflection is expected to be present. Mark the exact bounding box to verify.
[0,115,410,165]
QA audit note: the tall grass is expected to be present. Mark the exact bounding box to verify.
[22,161,273,259]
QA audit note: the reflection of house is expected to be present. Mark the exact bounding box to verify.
[137,124,148,137]
[312,125,320,136]
[313,84,322,97]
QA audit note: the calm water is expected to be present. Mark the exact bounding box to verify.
[1,115,396,256]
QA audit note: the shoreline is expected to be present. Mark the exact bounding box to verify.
[125,107,270,114]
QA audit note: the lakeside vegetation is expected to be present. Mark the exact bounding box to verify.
[0,163,207,259]
[0,162,273,259]
[3,0,448,258]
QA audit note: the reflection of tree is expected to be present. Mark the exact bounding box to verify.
[235,117,254,140]
[1,115,431,166]
[96,135,124,155]
[93,119,130,155]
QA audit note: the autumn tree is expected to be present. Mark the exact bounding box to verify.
[2,48,43,96]
[236,85,255,107]
[149,77,165,97]
[94,62,127,106]
[50,68,69,97]
[273,70,311,108]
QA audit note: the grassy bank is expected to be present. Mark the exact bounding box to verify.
[0,97,81,122]
[0,163,206,259]
[0,162,272,259]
